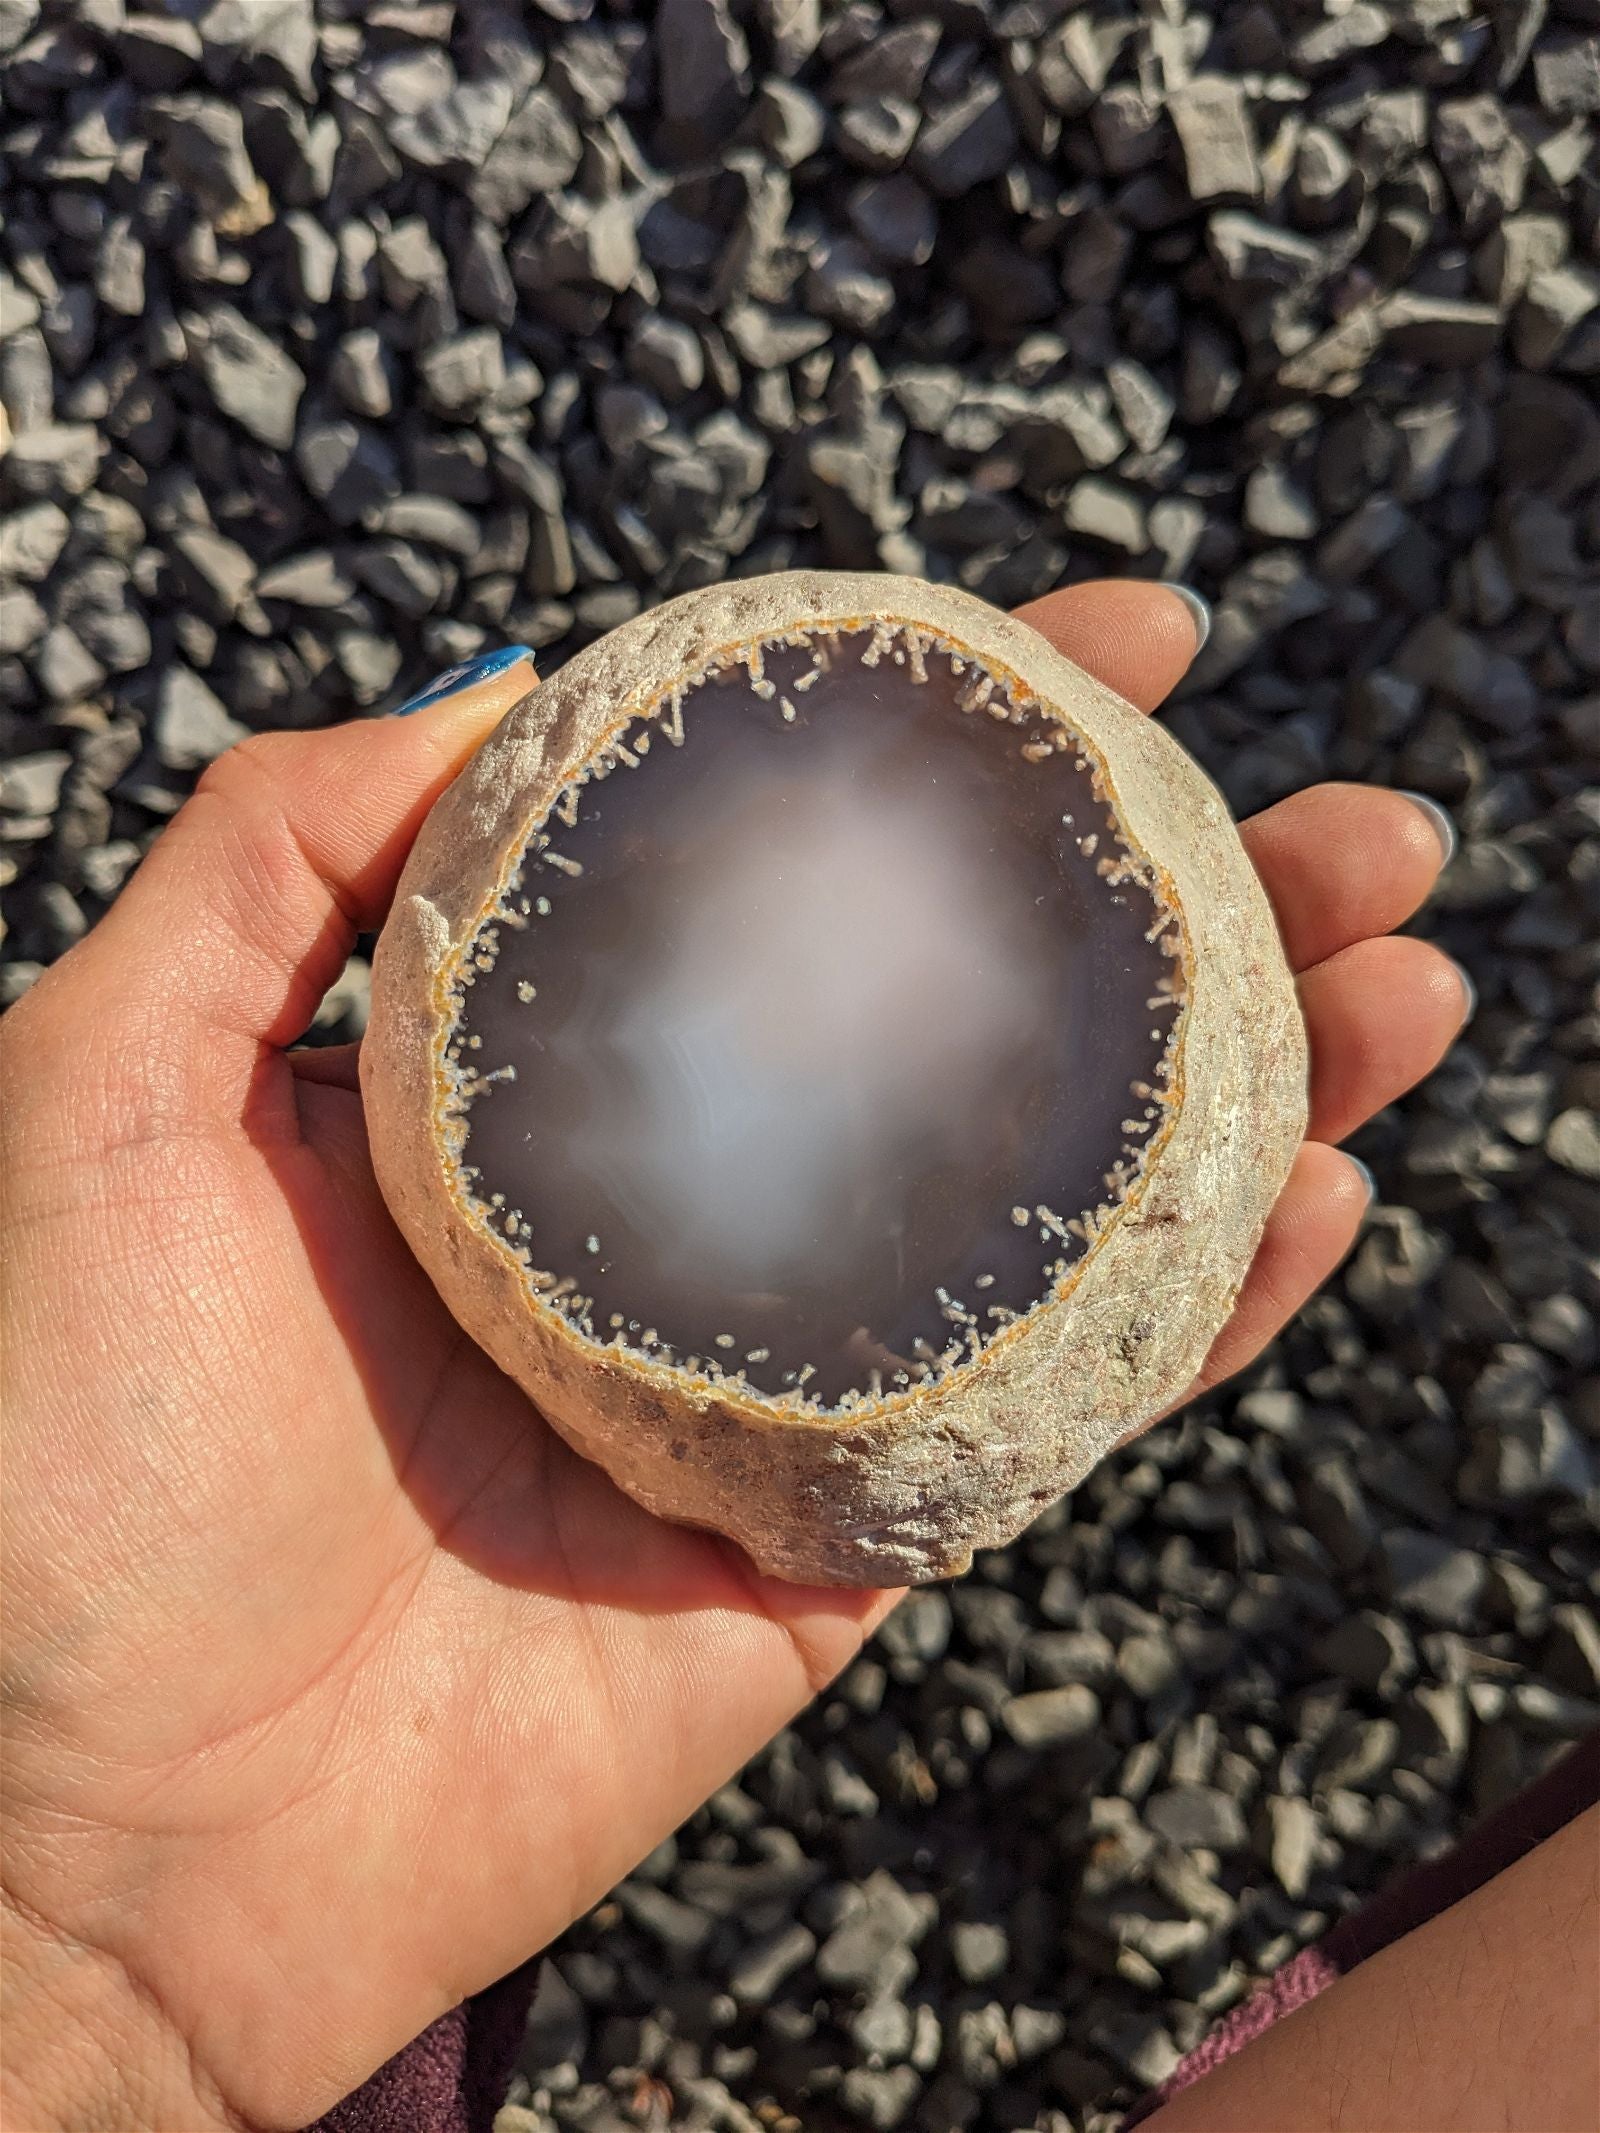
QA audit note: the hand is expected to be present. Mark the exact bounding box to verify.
[0,581,1467,2131]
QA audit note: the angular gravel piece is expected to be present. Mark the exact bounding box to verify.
[1168,79,1260,202]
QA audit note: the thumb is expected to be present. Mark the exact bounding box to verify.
[61,648,538,1085]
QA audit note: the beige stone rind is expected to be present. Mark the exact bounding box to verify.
[361,573,1308,1586]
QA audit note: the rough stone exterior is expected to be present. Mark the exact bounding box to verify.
[363,572,1308,1584]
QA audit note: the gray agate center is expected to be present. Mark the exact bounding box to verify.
[445,623,1186,1410]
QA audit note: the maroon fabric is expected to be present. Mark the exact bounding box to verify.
[1121,1729,1600,2127]
[1120,1940,1343,2128]
[307,1959,539,2133]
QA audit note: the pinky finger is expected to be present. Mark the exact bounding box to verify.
[1189,1140,1371,1399]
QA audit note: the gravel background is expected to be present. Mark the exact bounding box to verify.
[2,0,1597,2128]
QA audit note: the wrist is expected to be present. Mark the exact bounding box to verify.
[2,1891,246,2133]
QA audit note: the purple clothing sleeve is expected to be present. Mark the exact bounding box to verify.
[307,1959,539,2133]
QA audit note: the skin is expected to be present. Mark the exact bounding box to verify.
[1,582,1469,2132]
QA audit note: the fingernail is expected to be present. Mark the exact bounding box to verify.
[1397,789,1458,867]
[392,644,535,716]
[1159,582,1211,654]
[1453,959,1478,1029]
[1346,1154,1379,1206]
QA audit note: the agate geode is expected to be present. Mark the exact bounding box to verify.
[363,573,1308,1586]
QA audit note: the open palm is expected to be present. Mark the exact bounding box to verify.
[0,581,1467,2132]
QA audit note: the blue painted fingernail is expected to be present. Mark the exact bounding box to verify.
[1159,582,1211,654]
[1397,789,1457,867]
[1346,1154,1378,1205]
[392,644,534,716]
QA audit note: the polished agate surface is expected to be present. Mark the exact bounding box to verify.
[443,623,1186,1410]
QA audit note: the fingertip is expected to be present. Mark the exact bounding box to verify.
[390,645,536,718]
[1242,783,1457,973]
[1279,1137,1371,1249]
[1301,936,1471,1145]
[1342,1152,1379,1210]
[1012,579,1208,713]
[385,652,537,775]
[1158,582,1211,654]
[1390,936,1475,1032]
[1395,789,1457,868]
[1381,788,1456,891]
